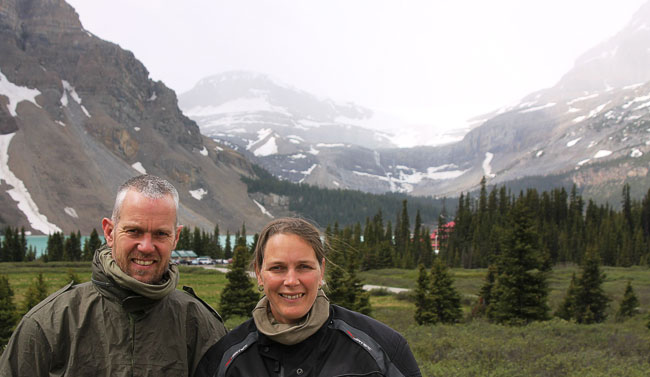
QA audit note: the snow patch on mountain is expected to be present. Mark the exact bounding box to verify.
[520,103,556,113]
[253,199,274,218]
[253,137,278,156]
[623,94,650,109]
[483,152,496,178]
[0,68,41,116]
[189,188,207,200]
[64,207,78,218]
[131,162,146,174]
[567,137,582,147]
[594,150,612,158]
[184,97,292,117]
[0,133,61,234]
[588,101,610,118]
[61,80,90,117]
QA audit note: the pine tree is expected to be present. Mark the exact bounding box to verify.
[428,258,462,324]
[63,231,82,261]
[325,230,351,309]
[46,232,64,261]
[224,230,232,260]
[0,275,17,347]
[219,246,259,320]
[616,281,639,321]
[22,273,49,314]
[344,253,371,315]
[573,248,609,324]
[213,224,223,259]
[474,264,497,318]
[66,269,82,285]
[176,227,191,250]
[555,273,578,320]
[238,223,247,248]
[414,264,434,325]
[488,200,549,325]
[82,228,103,261]
[192,227,203,256]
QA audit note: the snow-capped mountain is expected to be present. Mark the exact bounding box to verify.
[180,2,650,203]
[178,71,398,151]
[178,71,474,192]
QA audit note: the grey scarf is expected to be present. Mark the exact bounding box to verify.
[96,245,178,300]
[252,289,330,345]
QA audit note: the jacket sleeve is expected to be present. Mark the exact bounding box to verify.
[186,303,228,376]
[0,316,52,377]
[390,335,422,377]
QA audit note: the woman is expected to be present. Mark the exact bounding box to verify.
[195,217,421,377]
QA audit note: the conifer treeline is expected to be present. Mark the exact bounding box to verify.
[175,223,252,260]
[441,179,650,268]
[242,164,445,227]
[324,199,435,270]
[44,229,102,262]
[0,227,36,262]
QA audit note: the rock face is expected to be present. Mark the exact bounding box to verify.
[0,0,278,234]
[181,2,650,204]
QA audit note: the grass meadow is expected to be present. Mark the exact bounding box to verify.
[1,262,649,376]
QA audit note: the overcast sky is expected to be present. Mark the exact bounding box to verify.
[66,0,648,135]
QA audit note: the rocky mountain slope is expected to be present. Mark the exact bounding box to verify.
[0,0,277,234]
[180,1,650,203]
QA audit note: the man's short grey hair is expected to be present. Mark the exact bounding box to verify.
[111,174,180,226]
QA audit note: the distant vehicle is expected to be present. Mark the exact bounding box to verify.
[197,257,214,265]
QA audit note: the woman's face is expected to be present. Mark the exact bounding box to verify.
[257,233,325,324]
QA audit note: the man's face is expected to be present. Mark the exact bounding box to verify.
[102,189,181,284]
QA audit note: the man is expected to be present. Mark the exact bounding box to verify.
[0,175,227,376]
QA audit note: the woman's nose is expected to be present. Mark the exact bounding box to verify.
[284,269,299,286]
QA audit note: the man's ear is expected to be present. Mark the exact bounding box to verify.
[173,225,183,249]
[102,218,115,247]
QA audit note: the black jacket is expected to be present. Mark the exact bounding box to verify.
[195,305,421,377]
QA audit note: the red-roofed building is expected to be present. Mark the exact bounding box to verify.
[431,221,455,253]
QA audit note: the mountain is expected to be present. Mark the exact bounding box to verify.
[0,0,280,234]
[181,2,650,203]
[178,71,473,194]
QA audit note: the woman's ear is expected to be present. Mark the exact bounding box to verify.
[320,258,326,279]
[256,267,263,286]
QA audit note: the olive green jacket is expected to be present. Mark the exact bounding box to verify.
[0,247,227,377]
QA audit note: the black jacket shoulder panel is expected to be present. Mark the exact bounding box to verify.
[331,305,421,377]
[194,318,258,377]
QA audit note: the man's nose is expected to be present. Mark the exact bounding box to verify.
[138,233,155,252]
